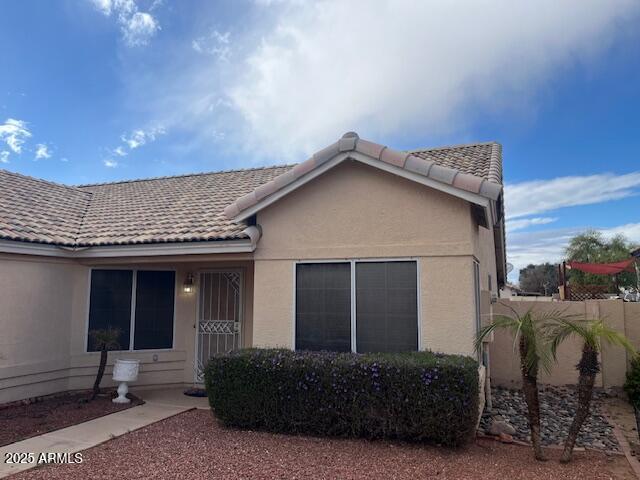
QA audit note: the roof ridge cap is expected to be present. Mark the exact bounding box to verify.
[76,164,297,188]
[487,142,503,184]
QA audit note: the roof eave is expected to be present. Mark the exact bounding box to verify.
[0,237,257,259]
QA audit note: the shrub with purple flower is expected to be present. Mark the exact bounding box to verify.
[204,348,478,447]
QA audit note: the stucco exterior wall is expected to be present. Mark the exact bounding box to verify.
[0,255,85,402]
[0,254,255,403]
[490,299,639,388]
[253,161,485,357]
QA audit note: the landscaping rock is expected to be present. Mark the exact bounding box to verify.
[489,418,516,436]
[499,432,514,444]
[479,385,620,452]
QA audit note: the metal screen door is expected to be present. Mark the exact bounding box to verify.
[195,271,242,383]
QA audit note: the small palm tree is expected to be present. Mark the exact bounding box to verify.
[547,319,635,463]
[476,306,560,461]
[89,328,121,400]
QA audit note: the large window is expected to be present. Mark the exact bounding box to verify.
[356,262,418,353]
[87,269,175,351]
[295,260,418,353]
[295,263,351,352]
[87,270,133,351]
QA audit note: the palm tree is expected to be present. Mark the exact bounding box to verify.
[89,328,121,400]
[547,319,635,463]
[476,306,559,461]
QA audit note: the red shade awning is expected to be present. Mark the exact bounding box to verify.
[567,258,637,275]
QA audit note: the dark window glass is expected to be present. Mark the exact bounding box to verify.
[296,263,351,352]
[87,270,133,351]
[133,271,175,350]
[356,262,417,353]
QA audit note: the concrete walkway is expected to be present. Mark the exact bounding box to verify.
[0,390,201,478]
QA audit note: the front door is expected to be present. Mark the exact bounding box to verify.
[195,270,243,383]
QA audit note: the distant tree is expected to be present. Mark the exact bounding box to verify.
[519,263,559,295]
[565,231,638,290]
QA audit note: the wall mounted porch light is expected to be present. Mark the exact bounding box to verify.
[183,273,195,293]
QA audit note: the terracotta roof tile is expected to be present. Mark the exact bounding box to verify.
[0,166,291,247]
[226,134,503,220]
[411,141,502,184]
[0,170,90,246]
[0,135,502,247]
[76,166,291,246]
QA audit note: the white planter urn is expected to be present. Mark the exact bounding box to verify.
[112,359,140,404]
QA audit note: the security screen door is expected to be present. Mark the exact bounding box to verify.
[195,271,242,383]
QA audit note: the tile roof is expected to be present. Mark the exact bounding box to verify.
[411,141,502,184]
[0,135,502,247]
[225,133,502,220]
[0,170,91,245]
[0,166,291,247]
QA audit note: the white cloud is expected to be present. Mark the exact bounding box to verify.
[103,159,118,168]
[0,118,31,154]
[120,126,165,149]
[506,217,557,232]
[90,0,112,15]
[217,0,639,158]
[123,12,160,46]
[505,172,640,219]
[0,151,9,164]
[34,143,51,160]
[91,0,160,46]
[113,146,127,156]
[192,30,231,61]
[601,223,640,243]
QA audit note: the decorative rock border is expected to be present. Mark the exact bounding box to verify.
[479,385,620,452]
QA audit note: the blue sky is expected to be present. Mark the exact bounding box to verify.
[1,0,640,281]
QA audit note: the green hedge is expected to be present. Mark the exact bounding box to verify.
[625,354,640,408]
[205,348,479,446]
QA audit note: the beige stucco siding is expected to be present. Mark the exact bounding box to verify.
[420,256,476,356]
[253,161,481,357]
[252,260,294,348]
[0,254,255,403]
[0,255,86,402]
[255,160,475,260]
[489,299,638,388]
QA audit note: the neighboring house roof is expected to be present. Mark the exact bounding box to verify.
[0,133,502,248]
[224,133,502,221]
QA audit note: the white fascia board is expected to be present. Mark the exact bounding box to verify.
[233,151,492,222]
[0,238,255,259]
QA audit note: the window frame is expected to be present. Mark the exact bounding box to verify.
[84,267,178,353]
[292,258,421,353]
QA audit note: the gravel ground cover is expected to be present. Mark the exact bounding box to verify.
[0,392,142,447]
[479,386,619,451]
[14,409,634,480]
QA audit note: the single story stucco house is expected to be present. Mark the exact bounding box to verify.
[0,132,505,404]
